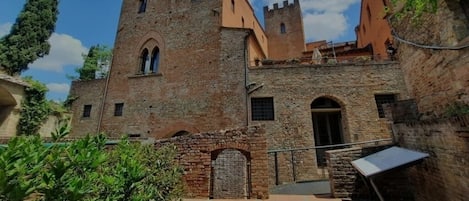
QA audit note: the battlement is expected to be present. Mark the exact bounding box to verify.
[263,0,300,14]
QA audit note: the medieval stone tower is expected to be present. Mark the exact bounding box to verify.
[264,0,305,60]
[74,0,255,138]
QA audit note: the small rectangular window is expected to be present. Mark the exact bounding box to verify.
[251,97,274,121]
[114,103,124,116]
[374,94,396,118]
[83,105,92,118]
[138,0,147,13]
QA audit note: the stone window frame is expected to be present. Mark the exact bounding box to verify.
[374,94,397,118]
[251,97,275,121]
[114,103,124,117]
[83,104,92,118]
[135,34,165,76]
[138,46,160,75]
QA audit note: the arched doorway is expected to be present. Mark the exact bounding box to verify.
[311,97,344,167]
[210,149,250,199]
[0,86,17,135]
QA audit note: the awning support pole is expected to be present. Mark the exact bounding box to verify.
[370,177,385,201]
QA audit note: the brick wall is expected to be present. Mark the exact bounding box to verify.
[392,115,469,201]
[326,145,414,200]
[392,0,469,117]
[264,0,305,60]
[249,62,409,183]
[98,0,249,138]
[154,126,269,199]
[69,79,106,136]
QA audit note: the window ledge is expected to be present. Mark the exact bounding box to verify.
[129,72,163,79]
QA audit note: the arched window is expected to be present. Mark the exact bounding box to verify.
[280,23,286,34]
[140,48,149,74]
[241,17,245,28]
[138,0,147,13]
[150,47,160,73]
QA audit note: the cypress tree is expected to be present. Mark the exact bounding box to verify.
[0,0,59,76]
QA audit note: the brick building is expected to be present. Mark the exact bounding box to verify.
[69,0,409,193]
[356,0,394,60]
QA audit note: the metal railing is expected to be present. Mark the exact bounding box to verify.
[268,138,394,185]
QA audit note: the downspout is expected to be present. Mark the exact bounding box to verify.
[97,61,112,133]
[244,30,251,127]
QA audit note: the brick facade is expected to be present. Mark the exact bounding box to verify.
[154,126,269,199]
[264,0,305,60]
[386,1,469,200]
[391,115,469,201]
[392,0,469,117]
[356,0,393,60]
[249,62,409,184]
[68,0,412,194]
[69,78,106,136]
[326,145,414,200]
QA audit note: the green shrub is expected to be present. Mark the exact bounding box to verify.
[0,126,183,200]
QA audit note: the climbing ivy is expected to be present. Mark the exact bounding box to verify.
[17,77,51,135]
[390,0,438,20]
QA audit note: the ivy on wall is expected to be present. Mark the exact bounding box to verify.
[390,0,438,20]
[17,77,51,135]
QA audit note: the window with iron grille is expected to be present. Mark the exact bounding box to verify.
[114,103,124,116]
[251,97,274,121]
[374,94,396,118]
[83,105,92,118]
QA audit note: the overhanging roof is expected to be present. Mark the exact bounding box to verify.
[351,146,429,178]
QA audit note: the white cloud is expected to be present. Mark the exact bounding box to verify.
[30,33,88,72]
[299,0,360,13]
[303,12,347,41]
[0,22,12,37]
[250,0,360,41]
[46,83,70,94]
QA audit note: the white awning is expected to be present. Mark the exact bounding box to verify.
[351,146,429,178]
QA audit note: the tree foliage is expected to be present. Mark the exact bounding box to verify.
[17,77,51,136]
[74,45,112,81]
[0,0,59,76]
[0,124,184,201]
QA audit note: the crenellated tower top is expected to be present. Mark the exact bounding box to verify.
[263,0,300,16]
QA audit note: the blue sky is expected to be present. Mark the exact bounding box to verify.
[0,0,361,101]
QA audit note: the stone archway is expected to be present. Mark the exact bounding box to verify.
[210,149,251,199]
[0,86,17,135]
[311,97,344,167]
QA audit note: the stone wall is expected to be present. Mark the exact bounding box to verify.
[69,79,106,136]
[154,126,269,199]
[392,115,469,201]
[0,77,27,137]
[249,62,409,183]
[326,145,414,200]
[392,0,469,117]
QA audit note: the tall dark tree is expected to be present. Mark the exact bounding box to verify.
[0,0,59,76]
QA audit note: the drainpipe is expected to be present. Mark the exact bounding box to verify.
[97,61,112,133]
[244,30,251,127]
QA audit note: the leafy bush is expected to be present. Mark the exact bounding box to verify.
[17,77,51,136]
[0,126,183,200]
